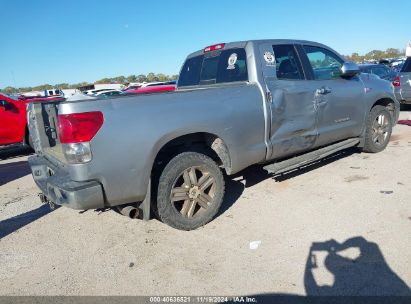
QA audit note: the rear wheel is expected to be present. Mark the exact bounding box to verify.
[28,133,33,149]
[156,152,225,230]
[362,105,392,153]
[24,130,34,150]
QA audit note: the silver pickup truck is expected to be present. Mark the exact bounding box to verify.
[28,39,399,230]
[393,56,411,106]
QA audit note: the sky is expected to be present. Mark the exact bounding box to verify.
[1,0,410,89]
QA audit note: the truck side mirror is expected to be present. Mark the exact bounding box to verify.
[341,62,360,78]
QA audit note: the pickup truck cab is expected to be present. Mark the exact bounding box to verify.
[28,39,399,230]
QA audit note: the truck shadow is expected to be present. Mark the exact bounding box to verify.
[217,148,359,217]
[273,147,358,182]
[0,204,58,240]
[0,161,32,186]
[231,148,358,187]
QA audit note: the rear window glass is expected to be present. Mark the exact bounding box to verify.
[178,48,248,87]
[401,58,411,72]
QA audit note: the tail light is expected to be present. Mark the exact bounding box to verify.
[392,76,401,87]
[204,43,225,53]
[58,112,104,163]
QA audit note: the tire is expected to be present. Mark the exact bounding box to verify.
[28,133,34,149]
[24,130,34,150]
[362,105,392,153]
[156,152,225,230]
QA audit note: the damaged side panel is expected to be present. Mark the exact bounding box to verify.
[267,81,318,160]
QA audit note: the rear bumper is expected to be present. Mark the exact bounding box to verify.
[28,155,105,210]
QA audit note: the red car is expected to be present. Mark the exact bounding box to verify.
[0,93,64,147]
[124,84,176,95]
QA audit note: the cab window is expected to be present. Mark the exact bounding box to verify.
[272,44,304,80]
[304,45,344,80]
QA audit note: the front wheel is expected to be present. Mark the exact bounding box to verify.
[156,152,225,230]
[362,105,392,153]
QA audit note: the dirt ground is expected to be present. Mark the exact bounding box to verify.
[0,112,410,297]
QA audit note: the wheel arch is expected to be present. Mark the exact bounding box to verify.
[371,97,397,124]
[372,97,395,112]
[358,98,396,148]
[151,132,232,176]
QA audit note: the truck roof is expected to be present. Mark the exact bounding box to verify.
[186,39,336,59]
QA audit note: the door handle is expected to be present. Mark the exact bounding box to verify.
[266,90,273,103]
[316,87,332,95]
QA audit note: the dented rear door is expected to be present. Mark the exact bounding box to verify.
[259,43,319,160]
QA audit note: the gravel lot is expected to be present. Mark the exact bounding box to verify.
[0,111,410,297]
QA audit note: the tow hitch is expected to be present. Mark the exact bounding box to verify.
[38,193,57,210]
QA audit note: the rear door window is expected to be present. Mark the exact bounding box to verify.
[271,44,304,80]
[178,48,248,87]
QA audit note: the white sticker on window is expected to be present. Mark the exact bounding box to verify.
[264,51,275,66]
[227,53,238,70]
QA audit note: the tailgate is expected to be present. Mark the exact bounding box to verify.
[27,101,65,162]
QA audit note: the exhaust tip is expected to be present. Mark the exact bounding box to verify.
[116,204,140,219]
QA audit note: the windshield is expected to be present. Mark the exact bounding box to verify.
[0,93,19,101]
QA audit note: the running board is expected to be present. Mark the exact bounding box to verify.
[263,138,360,175]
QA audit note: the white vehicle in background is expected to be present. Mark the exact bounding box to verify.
[124,81,177,91]
[93,89,124,97]
[84,89,112,95]
[65,93,97,101]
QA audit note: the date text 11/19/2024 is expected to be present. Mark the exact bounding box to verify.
[149,296,258,303]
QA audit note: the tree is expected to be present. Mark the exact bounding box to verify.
[156,73,168,81]
[95,78,112,84]
[385,48,401,58]
[112,76,126,84]
[146,72,158,82]
[136,74,147,83]
[344,48,405,63]
[55,83,70,89]
[2,86,18,94]
[126,75,137,83]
